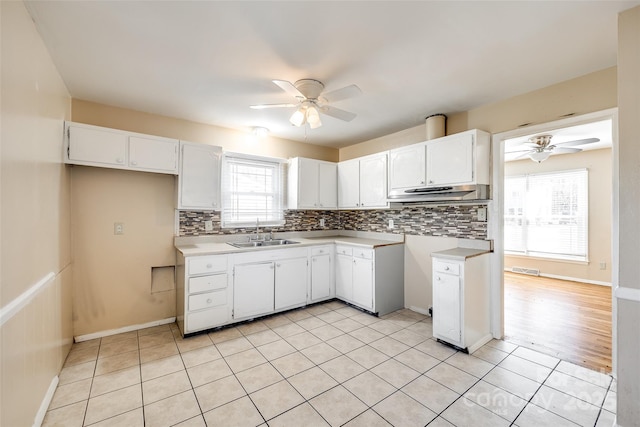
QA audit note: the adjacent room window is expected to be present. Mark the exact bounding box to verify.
[504,168,588,261]
[221,153,285,228]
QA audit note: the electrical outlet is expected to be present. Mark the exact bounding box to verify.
[114,222,124,235]
[600,262,607,270]
[319,218,325,227]
[477,207,487,222]
[388,219,394,229]
[204,220,213,231]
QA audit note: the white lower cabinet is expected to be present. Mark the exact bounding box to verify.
[176,253,231,335]
[334,244,403,315]
[275,257,308,310]
[310,246,334,302]
[234,262,275,319]
[432,254,491,353]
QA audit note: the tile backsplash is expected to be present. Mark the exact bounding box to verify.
[178,204,487,239]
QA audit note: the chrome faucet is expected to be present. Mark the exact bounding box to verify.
[250,218,261,241]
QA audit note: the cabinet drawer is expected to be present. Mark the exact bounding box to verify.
[311,247,331,257]
[353,248,373,260]
[188,274,227,294]
[188,255,227,276]
[434,272,460,287]
[186,306,228,333]
[433,260,460,275]
[189,290,227,311]
[336,245,353,256]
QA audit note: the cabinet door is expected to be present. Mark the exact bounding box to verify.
[388,144,426,191]
[234,262,274,318]
[128,136,178,173]
[335,253,353,301]
[337,160,360,209]
[426,133,473,186]
[179,143,221,209]
[298,158,320,208]
[274,257,308,310]
[432,273,462,344]
[352,257,373,310]
[67,124,127,167]
[359,154,388,208]
[311,254,332,301]
[318,162,337,209]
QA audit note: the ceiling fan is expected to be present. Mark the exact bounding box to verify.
[250,79,361,129]
[508,134,600,163]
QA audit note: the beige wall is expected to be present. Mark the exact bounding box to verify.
[1,2,73,426]
[616,5,640,425]
[504,148,612,284]
[339,67,617,161]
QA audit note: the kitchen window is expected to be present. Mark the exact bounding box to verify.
[221,153,285,228]
[504,168,588,261]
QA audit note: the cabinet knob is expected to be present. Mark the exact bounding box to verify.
[429,180,434,184]
[420,180,425,185]
[437,276,441,281]
[444,266,450,271]
[206,263,213,269]
[312,258,316,262]
[116,158,123,163]
[206,298,212,304]
[131,160,138,166]
[319,204,323,207]
[353,259,356,264]
[276,263,281,267]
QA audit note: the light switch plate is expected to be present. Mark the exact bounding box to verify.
[114,222,124,235]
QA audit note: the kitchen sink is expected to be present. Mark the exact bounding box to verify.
[227,239,299,248]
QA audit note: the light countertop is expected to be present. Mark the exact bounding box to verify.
[175,232,404,257]
[430,247,490,260]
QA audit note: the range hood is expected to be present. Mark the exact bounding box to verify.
[388,184,490,204]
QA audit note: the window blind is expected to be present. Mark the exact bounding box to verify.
[504,169,588,261]
[221,153,285,228]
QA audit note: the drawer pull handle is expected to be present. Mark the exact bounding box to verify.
[444,266,450,271]
[206,298,212,304]
[437,276,441,281]
[206,263,213,269]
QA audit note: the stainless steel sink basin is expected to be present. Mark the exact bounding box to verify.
[227,239,299,248]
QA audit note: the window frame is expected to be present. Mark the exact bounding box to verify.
[220,152,286,229]
[504,168,589,262]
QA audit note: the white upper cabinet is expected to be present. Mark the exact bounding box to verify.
[65,121,178,174]
[337,159,360,208]
[178,142,222,210]
[338,153,389,209]
[426,129,490,187]
[359,153,388,208]
[388,143,427,191]
[288,157,337,209]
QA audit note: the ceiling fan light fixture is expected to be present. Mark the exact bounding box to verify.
[289,107,306,127]
[529,151,551,163]
[306,105,322,129]
[251,126,269,138]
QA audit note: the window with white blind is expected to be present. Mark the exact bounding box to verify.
[221,153,285,228]
[504,169,588,261]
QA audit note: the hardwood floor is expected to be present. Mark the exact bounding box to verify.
[503,271,612,373]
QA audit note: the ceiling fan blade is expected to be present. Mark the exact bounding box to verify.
[551,147,582,153]
[319,105,357,122]
[250,103,298,109]
[512,151,534,160]
[321,84,362,103]
[272,80,305,99]
[553,137,600,147]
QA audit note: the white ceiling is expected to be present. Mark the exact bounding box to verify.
[25,1,639,148]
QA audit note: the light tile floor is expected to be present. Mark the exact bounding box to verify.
[44,300,617,427]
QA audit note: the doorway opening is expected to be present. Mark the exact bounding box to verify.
[490,110,616,374]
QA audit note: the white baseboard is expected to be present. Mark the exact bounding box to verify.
[408,306,431,316]
[33,375,58,427]
[74,317,176,342]
[505,268,611,287]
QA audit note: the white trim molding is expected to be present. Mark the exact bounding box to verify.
[33,376,58,427]
[0,272,55,327]
[614,286,640,302]
[74,317,177,342]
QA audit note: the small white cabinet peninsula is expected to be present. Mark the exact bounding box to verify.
[431,249,491,354]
